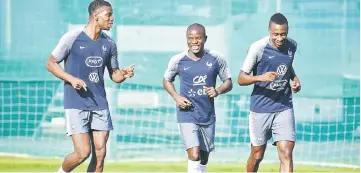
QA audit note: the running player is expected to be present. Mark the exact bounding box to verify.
[238,13,301,172]
[163,23,233,173]
[46,0,135,172]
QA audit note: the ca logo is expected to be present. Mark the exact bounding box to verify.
[193,75,207,86]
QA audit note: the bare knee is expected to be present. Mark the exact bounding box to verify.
[187,149,200,161]
[253,152,264,164]
[95,146,107,160]
[76,147,91,162]
[186,147,200,161]
[249,146,266,164]
[277,142,294,164]
[188,153,200,161]
[279,149,293,164]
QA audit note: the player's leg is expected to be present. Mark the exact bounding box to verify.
[247,144,267,172]
[247,111,274,172]
[179,123,202,173]
[198,123,215,173]
[58,109,92,172]
[276,141,295,172]
[60,133,91,172]
[187,147,201,173]
[87,130,110,172]
[200,151,209,172]
[272,109,296,172]
[87,109,113,172]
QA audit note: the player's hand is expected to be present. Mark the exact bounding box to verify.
[291,77,301,93]
[259,72,278,82]
[70,77,87,91]
[122,64,135,78]
[174,95,192,109]
[203,86,219,98]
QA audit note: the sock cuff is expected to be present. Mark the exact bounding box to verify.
[58,165,65,173]
[188,159,201,164]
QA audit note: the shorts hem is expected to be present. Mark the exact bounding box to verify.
[250,141,267,146]
[90,128,113,131]
[66,130,89,136]
[272,139,296,146]
[184,145,214,152]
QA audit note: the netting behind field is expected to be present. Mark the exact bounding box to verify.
[0,80,359,167]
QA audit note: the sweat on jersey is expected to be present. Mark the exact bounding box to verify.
[52,29,119,110]
[164,50,231,125]
[241,36,297,113]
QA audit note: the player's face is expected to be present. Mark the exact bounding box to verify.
[269,23,288,48]
[187,29,206,54]
[95,6,114,31]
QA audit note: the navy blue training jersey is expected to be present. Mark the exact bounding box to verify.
[52,29,119,110]
[241,36,297,113]
[164,50,231,125]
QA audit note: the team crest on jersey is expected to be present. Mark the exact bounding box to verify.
[102,45,107,54]
[288,48,293,58]
[206,61,212,69]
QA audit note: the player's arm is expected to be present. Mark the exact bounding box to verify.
[289,39,300,92]
[238,71,277,85]
[163,79,192,109]
[204,52,233,97]
[217,57,233,95]
[163,79,180,100]
[108,69,125,83]
[290,66,301,93]
[107,43,135,83]
[46,56,75,83]
[218,79,232,94]
[163,57,192,109]
[238,44,277,85]
[46,32,86,90]
[290,66,297,81]
[108,66,135,83]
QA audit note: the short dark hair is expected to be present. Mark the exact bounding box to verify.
[269,13,288,26]
[88,0,111,15]
[186,23,207,36]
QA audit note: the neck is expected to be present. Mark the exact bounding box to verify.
[84,22,102,40]
[269,39,284,50]
[188,49,205,60]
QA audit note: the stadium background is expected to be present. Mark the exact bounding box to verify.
[0,0,359,171]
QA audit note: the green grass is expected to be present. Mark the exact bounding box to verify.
[0,156,359,172]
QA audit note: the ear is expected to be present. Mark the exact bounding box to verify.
[204,35,208,42]
[93,13,98,21]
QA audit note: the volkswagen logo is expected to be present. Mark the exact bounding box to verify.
[89,72,99,83]
[276,64,287,76]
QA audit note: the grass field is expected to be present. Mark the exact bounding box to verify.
[0,156,359,172]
